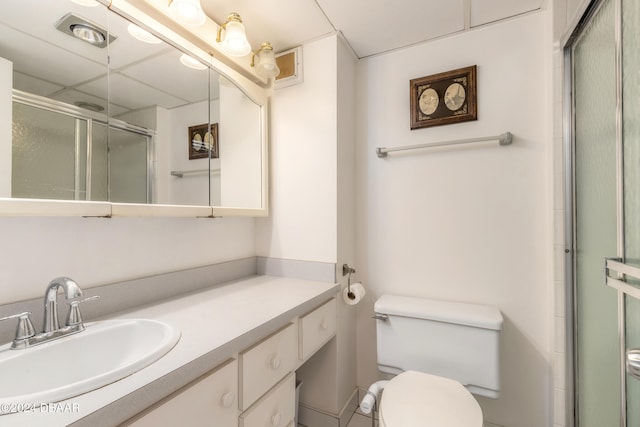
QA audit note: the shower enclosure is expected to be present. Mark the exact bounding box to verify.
[11,92,151,203]
[569,0,640,425]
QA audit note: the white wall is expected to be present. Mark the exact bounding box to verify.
[0,216,255,305]
[355,12,553,427]
[257,34,359,417]
[335,36,358,413]
[255,37,337,263]
[219,82,261,208]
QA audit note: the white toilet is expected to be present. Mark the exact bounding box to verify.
[371,294,503,427]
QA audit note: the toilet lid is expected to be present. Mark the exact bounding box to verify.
[379,371,483,427]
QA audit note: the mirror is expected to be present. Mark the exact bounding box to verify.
[0,0,266,214]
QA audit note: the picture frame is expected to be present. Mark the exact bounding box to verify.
[188,123,218,160]
[410,65,477,130]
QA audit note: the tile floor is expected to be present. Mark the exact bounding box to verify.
[346,412,376,427]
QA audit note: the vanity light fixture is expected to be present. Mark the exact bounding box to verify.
[251,42,280,79]
[127,23,162,44]
[168,0,206,26]
[216,12,251,57]
[179,54,207,70]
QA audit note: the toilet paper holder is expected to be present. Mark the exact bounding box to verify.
[342,264,356,299]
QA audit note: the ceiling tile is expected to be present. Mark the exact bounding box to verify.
[78,74,187,111]
[119,50,210,104]
[49,89,114,115]
[316,0,465,57]
[470,0,543,27]
[0,24,106,87]
[201,0,335,53]
[13,72,64,98]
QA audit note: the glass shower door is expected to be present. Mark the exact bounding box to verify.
[12,103,80,200]
[573,0,640,424]
[573,0,621,425]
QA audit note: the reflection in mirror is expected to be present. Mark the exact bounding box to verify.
[217,77,262,208]
[107,8,264,209]
[0,0,265,211]
[1,0,109,201]
[105,9,211,206]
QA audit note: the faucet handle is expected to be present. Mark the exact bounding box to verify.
[0,312,36,341]
[66,296,100,327]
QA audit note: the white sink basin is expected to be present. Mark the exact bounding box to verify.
[0,318,180,411]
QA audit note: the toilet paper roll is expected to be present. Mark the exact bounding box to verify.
[343,282,366,305]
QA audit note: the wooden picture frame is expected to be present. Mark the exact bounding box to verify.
[410,65,477,130]
[188,123,218,160]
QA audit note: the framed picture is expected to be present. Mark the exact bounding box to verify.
[188,123,218,160]
[410,65,477,130]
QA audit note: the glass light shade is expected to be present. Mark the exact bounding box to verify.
[168,0,206,26]
[128,23,162,44]
[221,20,251,57]
[179,54,207,70]
[255,49,280,79]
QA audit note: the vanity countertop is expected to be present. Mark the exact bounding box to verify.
[0,275,340,427]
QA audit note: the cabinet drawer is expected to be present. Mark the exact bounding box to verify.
[239,373,295,427]
[240,323,296,410]
[129,358,238,427]
[299,298,337,360]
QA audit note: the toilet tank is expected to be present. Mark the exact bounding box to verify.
[374,295,503,398]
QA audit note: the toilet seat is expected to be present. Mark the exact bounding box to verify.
[379,371,483,427]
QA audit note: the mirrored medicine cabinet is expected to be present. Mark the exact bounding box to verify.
[0,0,268,217]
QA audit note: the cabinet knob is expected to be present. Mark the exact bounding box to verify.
[220,391,235,408]
[271,412,282,426]
[320,319,329,330]
[269,355,282,370]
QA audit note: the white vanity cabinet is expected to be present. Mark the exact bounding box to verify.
[239,373,295,427]
[240,323,297,410]
[128,358,239,426]
[124,297,337,427]
[299,298,337,360]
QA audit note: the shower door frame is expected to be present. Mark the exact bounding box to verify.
[564,0,636,425]
[13,90,155,203]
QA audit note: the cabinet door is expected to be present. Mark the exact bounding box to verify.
[128,359,238,427]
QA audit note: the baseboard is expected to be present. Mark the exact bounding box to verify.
[298,388,358,427]
[339,388,359,427]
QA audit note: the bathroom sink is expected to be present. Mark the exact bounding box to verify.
[0,318,180,411]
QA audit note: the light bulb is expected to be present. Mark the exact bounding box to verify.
[168,0,206,26]
[221,20,251,56]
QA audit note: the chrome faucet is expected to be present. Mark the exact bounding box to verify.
[43,277,83,333]
[0,277,98,350]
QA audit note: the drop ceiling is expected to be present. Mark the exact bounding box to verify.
[201,0,545,58]
[0,0,544,118]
